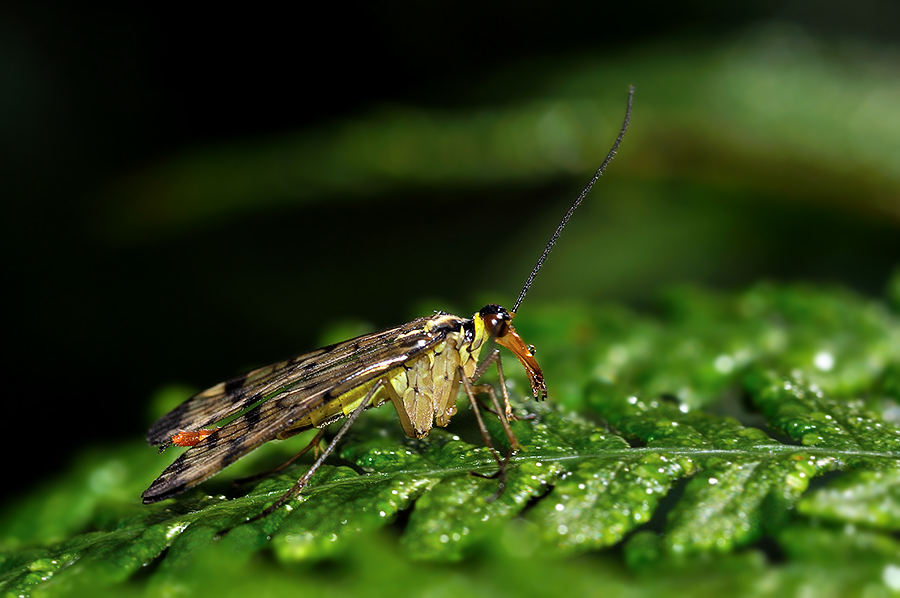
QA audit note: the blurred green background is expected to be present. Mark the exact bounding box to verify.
[3,2,899,500]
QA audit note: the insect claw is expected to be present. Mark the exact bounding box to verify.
[471,467,505,502]
[472,468,497,479]
[482,469,508,503]
[470,443,514,502]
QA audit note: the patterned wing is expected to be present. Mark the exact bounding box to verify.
[142,316,453,503]
[146,322,427,446]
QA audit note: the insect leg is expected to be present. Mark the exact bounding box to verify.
[468,349,521,450]
[217,379,386,537]
[472,384,522,451]
[460,370,512,502]
[470,348,514,422]
[231,428,328,486]
[383,373,416,438]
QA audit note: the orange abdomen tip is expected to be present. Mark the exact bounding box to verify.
[170,429,217,447]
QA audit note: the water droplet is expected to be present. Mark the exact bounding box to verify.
[814,351,835,371]
[882,564,900,590]
[714,354,734,374]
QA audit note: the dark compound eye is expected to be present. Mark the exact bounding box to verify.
[479,304,512,338]
[488,313,510,338]
[484,315,510,340]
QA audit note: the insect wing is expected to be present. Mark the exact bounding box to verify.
[142,317,450,503]
[146,321,435,446]
[147,350,321,446]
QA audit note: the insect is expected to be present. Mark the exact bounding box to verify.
[142,86,634,525]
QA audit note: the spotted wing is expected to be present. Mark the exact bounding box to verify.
[142,316,453,503]
[145,316,465,446]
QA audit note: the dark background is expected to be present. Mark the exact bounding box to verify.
[3,2,899,495]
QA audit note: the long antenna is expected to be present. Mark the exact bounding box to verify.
[512,85,634,314]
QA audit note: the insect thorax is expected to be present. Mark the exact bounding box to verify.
[281,312,489,440]
[390,312,488,437]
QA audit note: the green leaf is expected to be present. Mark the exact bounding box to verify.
[798,469,900,529]
[2,281,900,596]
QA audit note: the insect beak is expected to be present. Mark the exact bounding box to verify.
[495,325,547,400]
